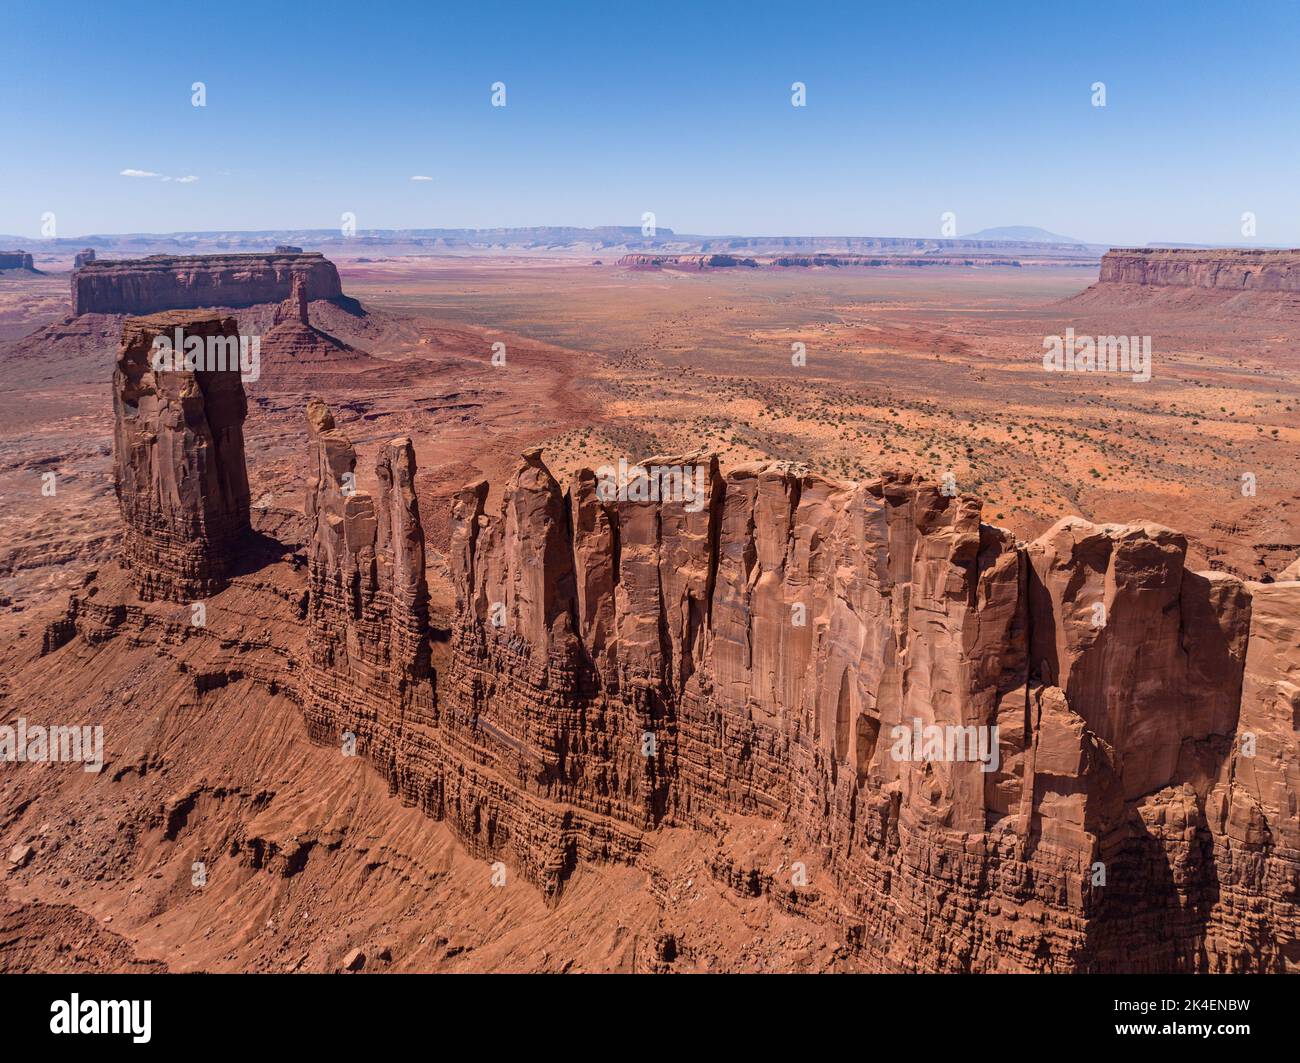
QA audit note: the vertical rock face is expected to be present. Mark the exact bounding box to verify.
[273,273,309,327]
[438,453,1294,969]
[72,252,343,315]
[1097,248,1300,291]
[112,312,250,601]
[73,248,95,269]
[292,431,1297,968]
[302,401,434,779]
[0,251,35,270]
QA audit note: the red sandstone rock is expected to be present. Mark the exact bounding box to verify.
[111,311,250,601]
[1097,248,1300,291]
[258,272,367,373]
[40,374,1300,970]
[73,252,343,316]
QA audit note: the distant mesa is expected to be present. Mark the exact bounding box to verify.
[74,248,95,269]
[1067,247,1300,310]
[5,225,1104,261]
[618,252,1023,270]
[619,253,759,270]
[1097,247,1300,291]
[0,250,38,272]
[71,251,344,316]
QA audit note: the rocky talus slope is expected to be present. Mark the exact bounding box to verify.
[19,376,1300,972]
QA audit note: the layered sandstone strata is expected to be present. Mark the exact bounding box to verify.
[302,400,434,774]
[258,274,364,369]
[290,430,1300,969]
[301,411,644,895]
[1098,248,1300,291]
[432,455,1296,970]
[112,311,250,600]
[73,252,343,315]
[95,369,1300,969]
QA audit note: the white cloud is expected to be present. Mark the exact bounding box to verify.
[410,175,434,181]
[120,168,199,183]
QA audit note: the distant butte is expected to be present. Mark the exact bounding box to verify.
[71,251,344,316]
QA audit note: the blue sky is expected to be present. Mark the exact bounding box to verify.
[2,0,1297,244]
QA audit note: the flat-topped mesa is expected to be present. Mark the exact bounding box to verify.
[0,250,35,270]
[302,400,433,777]
[112,312,250,601]
[1097,247,1300,291]
[73,248,95,269]
[72,251,343,315]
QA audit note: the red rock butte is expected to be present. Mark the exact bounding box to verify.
[111,312,250,601]
[71,252,344,316]
[1098,247,1300,291]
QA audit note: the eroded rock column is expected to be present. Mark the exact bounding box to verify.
[112,311,250,601]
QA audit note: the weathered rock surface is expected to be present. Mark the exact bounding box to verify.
[1097,248,1300,291]
[73,252,343,316]
[303,400,434,767]
[259,274,365,371]
[73,248,95,269]
[39,376,1300,971]
[297,439,1299,970]
[111,311,250,600]
[0,250,36,270]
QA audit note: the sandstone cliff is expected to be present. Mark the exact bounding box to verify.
[57,375,1300,971]
[299,437,1299,970]
[0,250,36,270]
[1097,248,1300,292]
[73,252,344,316]
[112,311,251,600]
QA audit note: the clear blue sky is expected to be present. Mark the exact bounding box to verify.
[2,0,1297,244]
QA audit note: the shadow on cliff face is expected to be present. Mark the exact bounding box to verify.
[329,295,366,317]
[227,529,299,581]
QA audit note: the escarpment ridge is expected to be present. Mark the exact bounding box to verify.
[1098,247,1300,291]
[52,353,1297,969]
[72,251,344,315]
